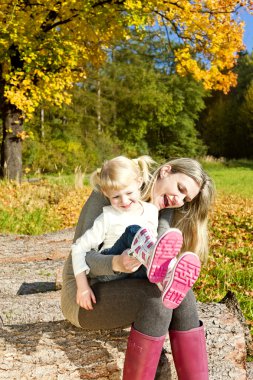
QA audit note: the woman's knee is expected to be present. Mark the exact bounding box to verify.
[134,283,173,336]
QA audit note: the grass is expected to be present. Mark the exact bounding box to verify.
[0,160,252,343]
[0,179,91,234]
[201,158,253,198]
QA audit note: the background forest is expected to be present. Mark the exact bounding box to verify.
[2,29,251,176]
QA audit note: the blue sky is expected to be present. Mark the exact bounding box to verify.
[240,10,253,52]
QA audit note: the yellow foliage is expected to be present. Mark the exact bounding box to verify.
[0,0,252,116]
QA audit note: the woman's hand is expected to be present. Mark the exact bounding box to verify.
[112,250,141,273]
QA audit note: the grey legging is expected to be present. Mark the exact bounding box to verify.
[76,191,200,337]
[78,278,199,336]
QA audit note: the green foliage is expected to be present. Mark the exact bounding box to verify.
[198,52,253,159]
[22,139,86,173]
[0,207,61,235]
[22,84,122,173]
[146,75,207,159]
[99,31,207,159]
[23,29,207,173]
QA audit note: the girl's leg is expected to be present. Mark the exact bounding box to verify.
[128,265,147,279]
[103,225,141,256]
[94,225,145,282]
[169,290,209,380]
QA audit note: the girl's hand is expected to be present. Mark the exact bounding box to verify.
[112,250,141,273]
[76,286,96,310]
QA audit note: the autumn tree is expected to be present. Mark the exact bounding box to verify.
[0,0,252,180]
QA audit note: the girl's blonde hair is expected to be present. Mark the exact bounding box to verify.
[142,158,215,263]
[90,155,156,195]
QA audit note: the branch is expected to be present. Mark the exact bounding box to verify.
[91,0,125,8]
[41,13,79,32]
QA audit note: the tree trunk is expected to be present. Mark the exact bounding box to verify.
[97,78,101,132]
[40,108,45,140]
[0,103,23,182]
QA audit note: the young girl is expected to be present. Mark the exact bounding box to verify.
[71,155,200,312]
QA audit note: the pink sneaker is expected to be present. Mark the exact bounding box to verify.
[147,229,183,283]
[161,252,201,309]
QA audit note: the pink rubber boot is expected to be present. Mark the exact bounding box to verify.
[169,321,209,379]
[128,227,183,283]
[123,325,166,380]
[160,252,201,309]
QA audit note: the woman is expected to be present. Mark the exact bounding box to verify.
[61,157,215,380]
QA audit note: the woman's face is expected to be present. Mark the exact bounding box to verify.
[152,165,201,210]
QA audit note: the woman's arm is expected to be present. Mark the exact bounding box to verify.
[73,190,109,242]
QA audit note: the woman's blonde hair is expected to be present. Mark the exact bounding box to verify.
[142,158,215,263]
[90,155,156,195]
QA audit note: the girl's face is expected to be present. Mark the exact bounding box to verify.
[152,165,200,210]
[104,179,142,213]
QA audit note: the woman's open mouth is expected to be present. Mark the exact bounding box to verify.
[163,195,170,207]
[163,195,179,208]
